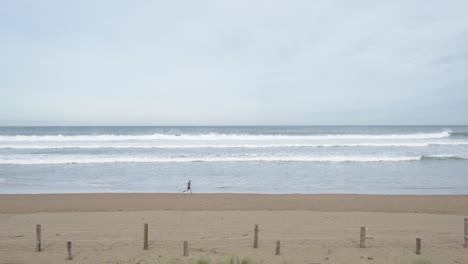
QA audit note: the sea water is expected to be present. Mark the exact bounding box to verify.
[0,126,467,194]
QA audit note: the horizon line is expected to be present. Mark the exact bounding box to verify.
[0,124,466,127]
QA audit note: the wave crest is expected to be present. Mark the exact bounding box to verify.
[2,153,467,165]
[0,155,423,164]
[1,141,468,149]
[0,131,452,142]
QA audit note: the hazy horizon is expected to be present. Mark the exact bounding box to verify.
[0,124,467,128]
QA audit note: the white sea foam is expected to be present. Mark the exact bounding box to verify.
[0,131,452,142]
[0,177,14,184]
[0,155,423,164]
[5,154,467,165]
[423,154,468,160]
[1,141,467,149]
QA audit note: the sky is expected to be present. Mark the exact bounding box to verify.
[1,0,468,126]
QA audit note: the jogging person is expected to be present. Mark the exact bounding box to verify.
[183,180,192,194]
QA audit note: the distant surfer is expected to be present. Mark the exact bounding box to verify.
[183,180,192,194]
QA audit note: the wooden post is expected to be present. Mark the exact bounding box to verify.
[275,240,281,255]
[464,218,468,248]
[254,224,259,248]
[416,238,421,255]
[143,223,148,250]
[360,226,366,248]
[67,241,72,260]
[36,224,42,252]
[183,241,189,256]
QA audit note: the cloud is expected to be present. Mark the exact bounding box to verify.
[1,0,468,125]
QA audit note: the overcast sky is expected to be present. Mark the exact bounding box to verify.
[1,0,467,125]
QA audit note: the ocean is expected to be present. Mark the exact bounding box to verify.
[0,126,467,194]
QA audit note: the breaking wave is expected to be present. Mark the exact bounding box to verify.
[422,154,468,160]
[0,131,452,142]
[2,154,467,165]
[1,141,468,149]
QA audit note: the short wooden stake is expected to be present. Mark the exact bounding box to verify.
[254,224,259,248]
[416,238,421,255]
[360,226,366,248]
[67,241,72,260]
[143,223,148,250]
[183,241,189,256]
[464,218,468,248]
[275,240,281,255]
[36,224,42,252]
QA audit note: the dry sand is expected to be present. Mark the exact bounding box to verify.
[1,194,467,264]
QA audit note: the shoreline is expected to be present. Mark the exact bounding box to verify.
[1,193,467,214]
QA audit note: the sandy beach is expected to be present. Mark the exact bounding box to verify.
[0,194,467,264]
